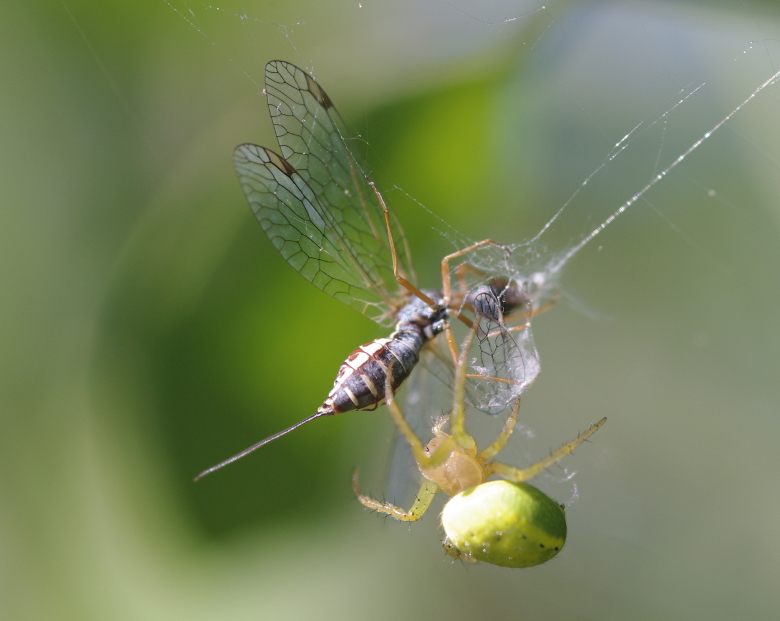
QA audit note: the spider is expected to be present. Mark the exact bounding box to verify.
[352,322,606,568]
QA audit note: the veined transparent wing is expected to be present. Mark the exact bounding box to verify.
[233,61,415,325]
[418,319,539,415]
[236,62,538,411]
[265,61,415,290]
[419,280,540,414]
[468,307,540,414]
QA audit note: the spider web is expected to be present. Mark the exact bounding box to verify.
[163,0,780,305]
[163,0,780,501]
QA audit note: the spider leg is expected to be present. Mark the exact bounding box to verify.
[384,376,463,469]
[485,418,607,481]
[352,469,439,521]
[477,397,521,463]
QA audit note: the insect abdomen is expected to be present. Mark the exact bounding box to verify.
[321,328,425,415]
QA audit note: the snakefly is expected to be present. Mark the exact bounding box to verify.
[195,61,542,481]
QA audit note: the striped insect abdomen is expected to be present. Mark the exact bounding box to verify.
[320,327,427,415]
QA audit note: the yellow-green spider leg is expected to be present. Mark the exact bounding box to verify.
[352,470,440,521]
[486,417,607,482]
[384,395,462,470]
[446,324,478,451]
[477,397,520,463]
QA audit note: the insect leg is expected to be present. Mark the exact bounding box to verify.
[440,239,509,311]
[438,241,512,369]
[369,181,437,308]
[482,296,561,339]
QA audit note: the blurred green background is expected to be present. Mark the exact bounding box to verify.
[2,0,780,619]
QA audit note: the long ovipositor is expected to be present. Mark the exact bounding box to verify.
[193,293,448,480]
[193,280,531,480]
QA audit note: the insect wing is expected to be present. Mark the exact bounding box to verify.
[417,320,538,415]
[468,312,540,414]
[235,144,395,318]
[261,60,416,322]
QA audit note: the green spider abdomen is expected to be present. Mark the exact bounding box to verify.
[441,480,567,568]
